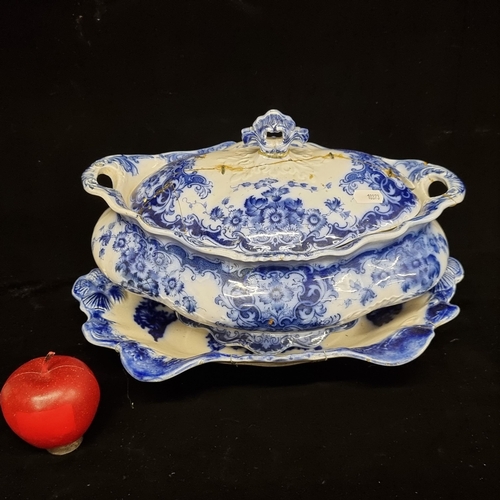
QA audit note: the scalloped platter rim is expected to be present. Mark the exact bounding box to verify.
[72,258,463,382]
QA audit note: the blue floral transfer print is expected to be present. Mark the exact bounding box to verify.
[130,157,212,228]
[212,227,445,332]
[98,218,199,316]
[71,269,126,343]
[119,149,422,257]
[216,177,399,254]
[72,269,125,312]
[134,299,176,341]
[205,334,225,352]
[215,268,340,331]
[95,216,447,333]
[366,304,404,327]
[338,150,417,231]
[72,257,463,380]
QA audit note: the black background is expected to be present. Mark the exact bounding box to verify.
[1,1,499,498]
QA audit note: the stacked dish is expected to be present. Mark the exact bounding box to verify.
[74,110,465,380]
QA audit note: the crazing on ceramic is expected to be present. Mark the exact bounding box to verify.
[72,258,464,382]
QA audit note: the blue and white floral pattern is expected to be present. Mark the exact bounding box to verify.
[338,149,417,229]
[212,225,445,333]
[72,269,126,346]
[215,267,340,331]
[93,211,448,335]
[129,157,213,230]
[82,111,465,262]
[72,270,125,311]
[98,217,200,317]
[122,153,420,257]
[133,299,176,341]
[72,258,464,381]
[77,111,465,379]
[366,304,404,327]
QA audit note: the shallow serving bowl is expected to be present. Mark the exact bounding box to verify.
[82,110,465,344]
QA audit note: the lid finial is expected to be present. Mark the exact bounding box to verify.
[241,110,309,157]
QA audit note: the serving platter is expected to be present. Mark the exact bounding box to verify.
[72,258,463,381]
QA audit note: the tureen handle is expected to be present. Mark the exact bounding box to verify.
[82,158,130,212]
[241,110,309,157]
[390,160,466,216]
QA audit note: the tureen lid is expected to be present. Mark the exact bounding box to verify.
[130,110,420,258]
[84,110,465,262]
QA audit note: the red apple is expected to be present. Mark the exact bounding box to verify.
[0,352,100,454]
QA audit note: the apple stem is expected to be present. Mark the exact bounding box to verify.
[41,352,56,373]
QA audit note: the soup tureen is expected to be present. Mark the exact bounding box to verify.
[82,110,465,354]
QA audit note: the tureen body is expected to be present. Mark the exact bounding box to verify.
[92,210,449,347]
[83,110,465,352]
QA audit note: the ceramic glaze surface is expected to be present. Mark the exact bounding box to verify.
[92,209,449,339]
[80,110,465,367]
[72,258,464,381]
[128,146,420,259]
[82,110,465,262]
